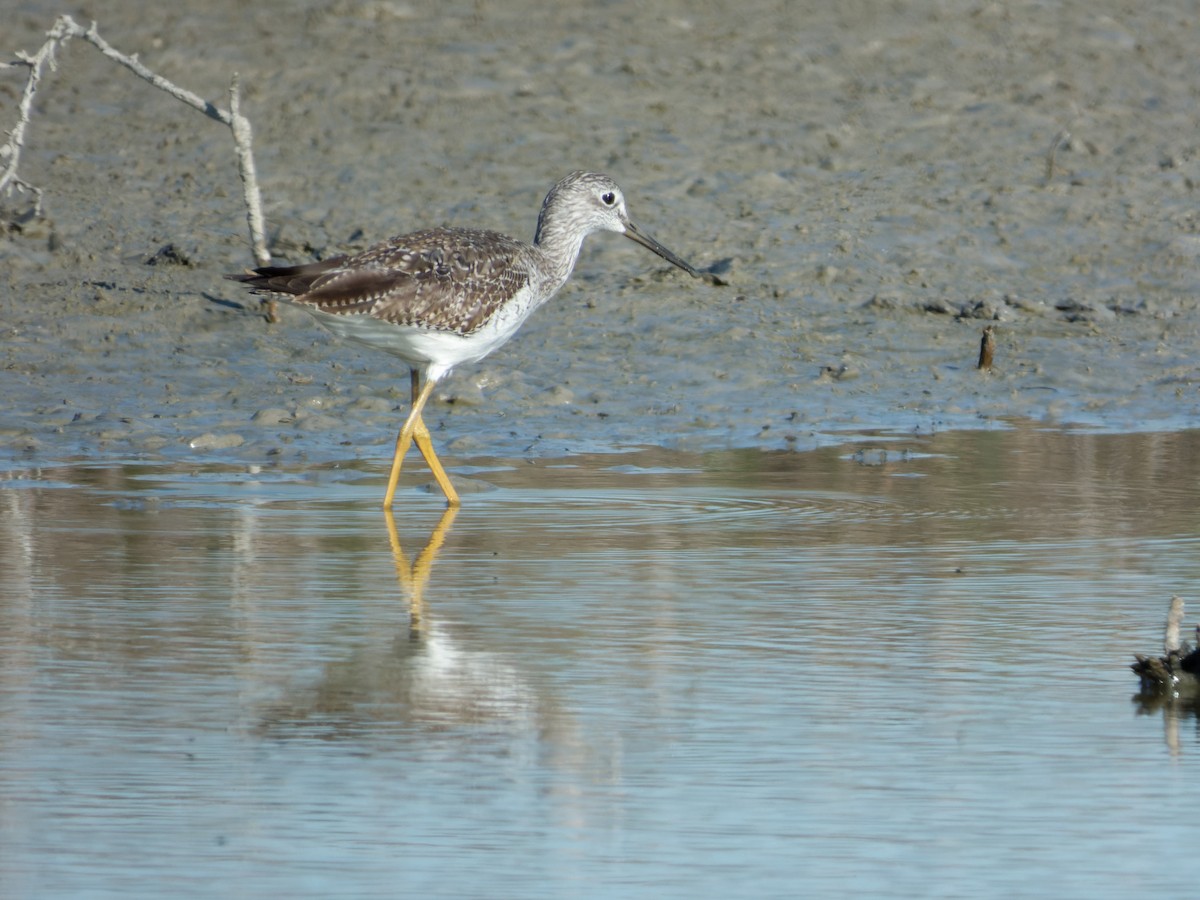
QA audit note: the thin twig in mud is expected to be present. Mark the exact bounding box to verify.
[0,28,62,216]
[1,14,269,268]
[1043,105,1083,188]
[1044,129,1070,184]
[227,75,268,269]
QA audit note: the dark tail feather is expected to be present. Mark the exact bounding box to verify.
[225,257,348,296]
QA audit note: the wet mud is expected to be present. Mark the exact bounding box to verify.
[3,1,1200,473]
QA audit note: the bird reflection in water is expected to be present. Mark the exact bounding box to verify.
[385,505,458,640]
[256,505,545,740]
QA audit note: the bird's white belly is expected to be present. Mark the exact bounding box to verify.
[298,283,550,382]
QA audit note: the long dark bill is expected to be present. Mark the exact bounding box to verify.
[623,219,702,278]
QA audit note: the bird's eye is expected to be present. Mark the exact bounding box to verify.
[601,191,616,206]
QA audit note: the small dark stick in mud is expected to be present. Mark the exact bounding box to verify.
[977,324,996,371]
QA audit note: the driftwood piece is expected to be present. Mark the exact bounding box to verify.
[1132,595,1200,699]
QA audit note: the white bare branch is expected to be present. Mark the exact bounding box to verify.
[2,15,268,264]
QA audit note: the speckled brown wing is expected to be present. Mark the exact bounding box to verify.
[231,228,536,337]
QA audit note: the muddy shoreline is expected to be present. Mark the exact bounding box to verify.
[4,1,1199,472]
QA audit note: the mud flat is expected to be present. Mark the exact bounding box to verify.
[4,1,1199,471]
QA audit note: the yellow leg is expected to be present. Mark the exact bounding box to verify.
[412,416,460,506]
[409,370,460,506]
[382,371,461,508]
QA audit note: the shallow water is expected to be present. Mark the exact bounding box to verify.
[3,425,1200,898]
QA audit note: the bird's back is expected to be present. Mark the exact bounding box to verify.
[229,227,542,337]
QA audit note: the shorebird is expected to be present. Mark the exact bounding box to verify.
[227,171,702,507]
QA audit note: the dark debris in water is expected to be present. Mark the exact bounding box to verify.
[1132,646,1200,698]
[1132,595,1200,705]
